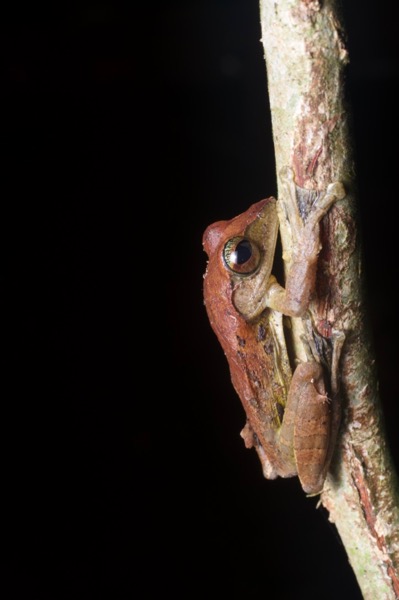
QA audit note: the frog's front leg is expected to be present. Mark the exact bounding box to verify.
[279,361,330,495]
[266,167,346,317]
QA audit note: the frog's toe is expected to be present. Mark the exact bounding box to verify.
[326,181,346,201]
[279,165,295,182]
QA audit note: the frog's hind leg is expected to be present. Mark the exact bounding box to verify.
[280,362,331,495]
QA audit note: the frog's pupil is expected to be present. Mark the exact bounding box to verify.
[234,240,252,264]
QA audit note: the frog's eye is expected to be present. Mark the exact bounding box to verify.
[223,236,261,275]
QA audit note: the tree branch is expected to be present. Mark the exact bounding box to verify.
[259,1,399,597]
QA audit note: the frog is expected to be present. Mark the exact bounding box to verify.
[202,167,345,494]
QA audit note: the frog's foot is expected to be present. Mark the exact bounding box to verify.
[307,181,346,229]
[278,166,346,260]
[278,166,345,232]
[278,166,303,239]
[240,421,278,480]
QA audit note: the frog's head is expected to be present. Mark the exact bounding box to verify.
[203,198,279,322]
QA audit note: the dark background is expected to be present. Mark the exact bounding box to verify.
[6,1,399,598]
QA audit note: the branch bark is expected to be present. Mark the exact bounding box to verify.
[258,1,399,598]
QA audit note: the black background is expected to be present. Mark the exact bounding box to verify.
[6,1,399,598]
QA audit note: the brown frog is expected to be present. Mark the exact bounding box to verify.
[202,168,345,494]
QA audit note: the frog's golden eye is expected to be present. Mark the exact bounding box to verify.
[223,236,261,275]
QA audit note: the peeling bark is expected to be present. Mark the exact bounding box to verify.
[259,1,399,598]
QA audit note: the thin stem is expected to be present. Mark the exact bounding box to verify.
[259,1,399,598]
